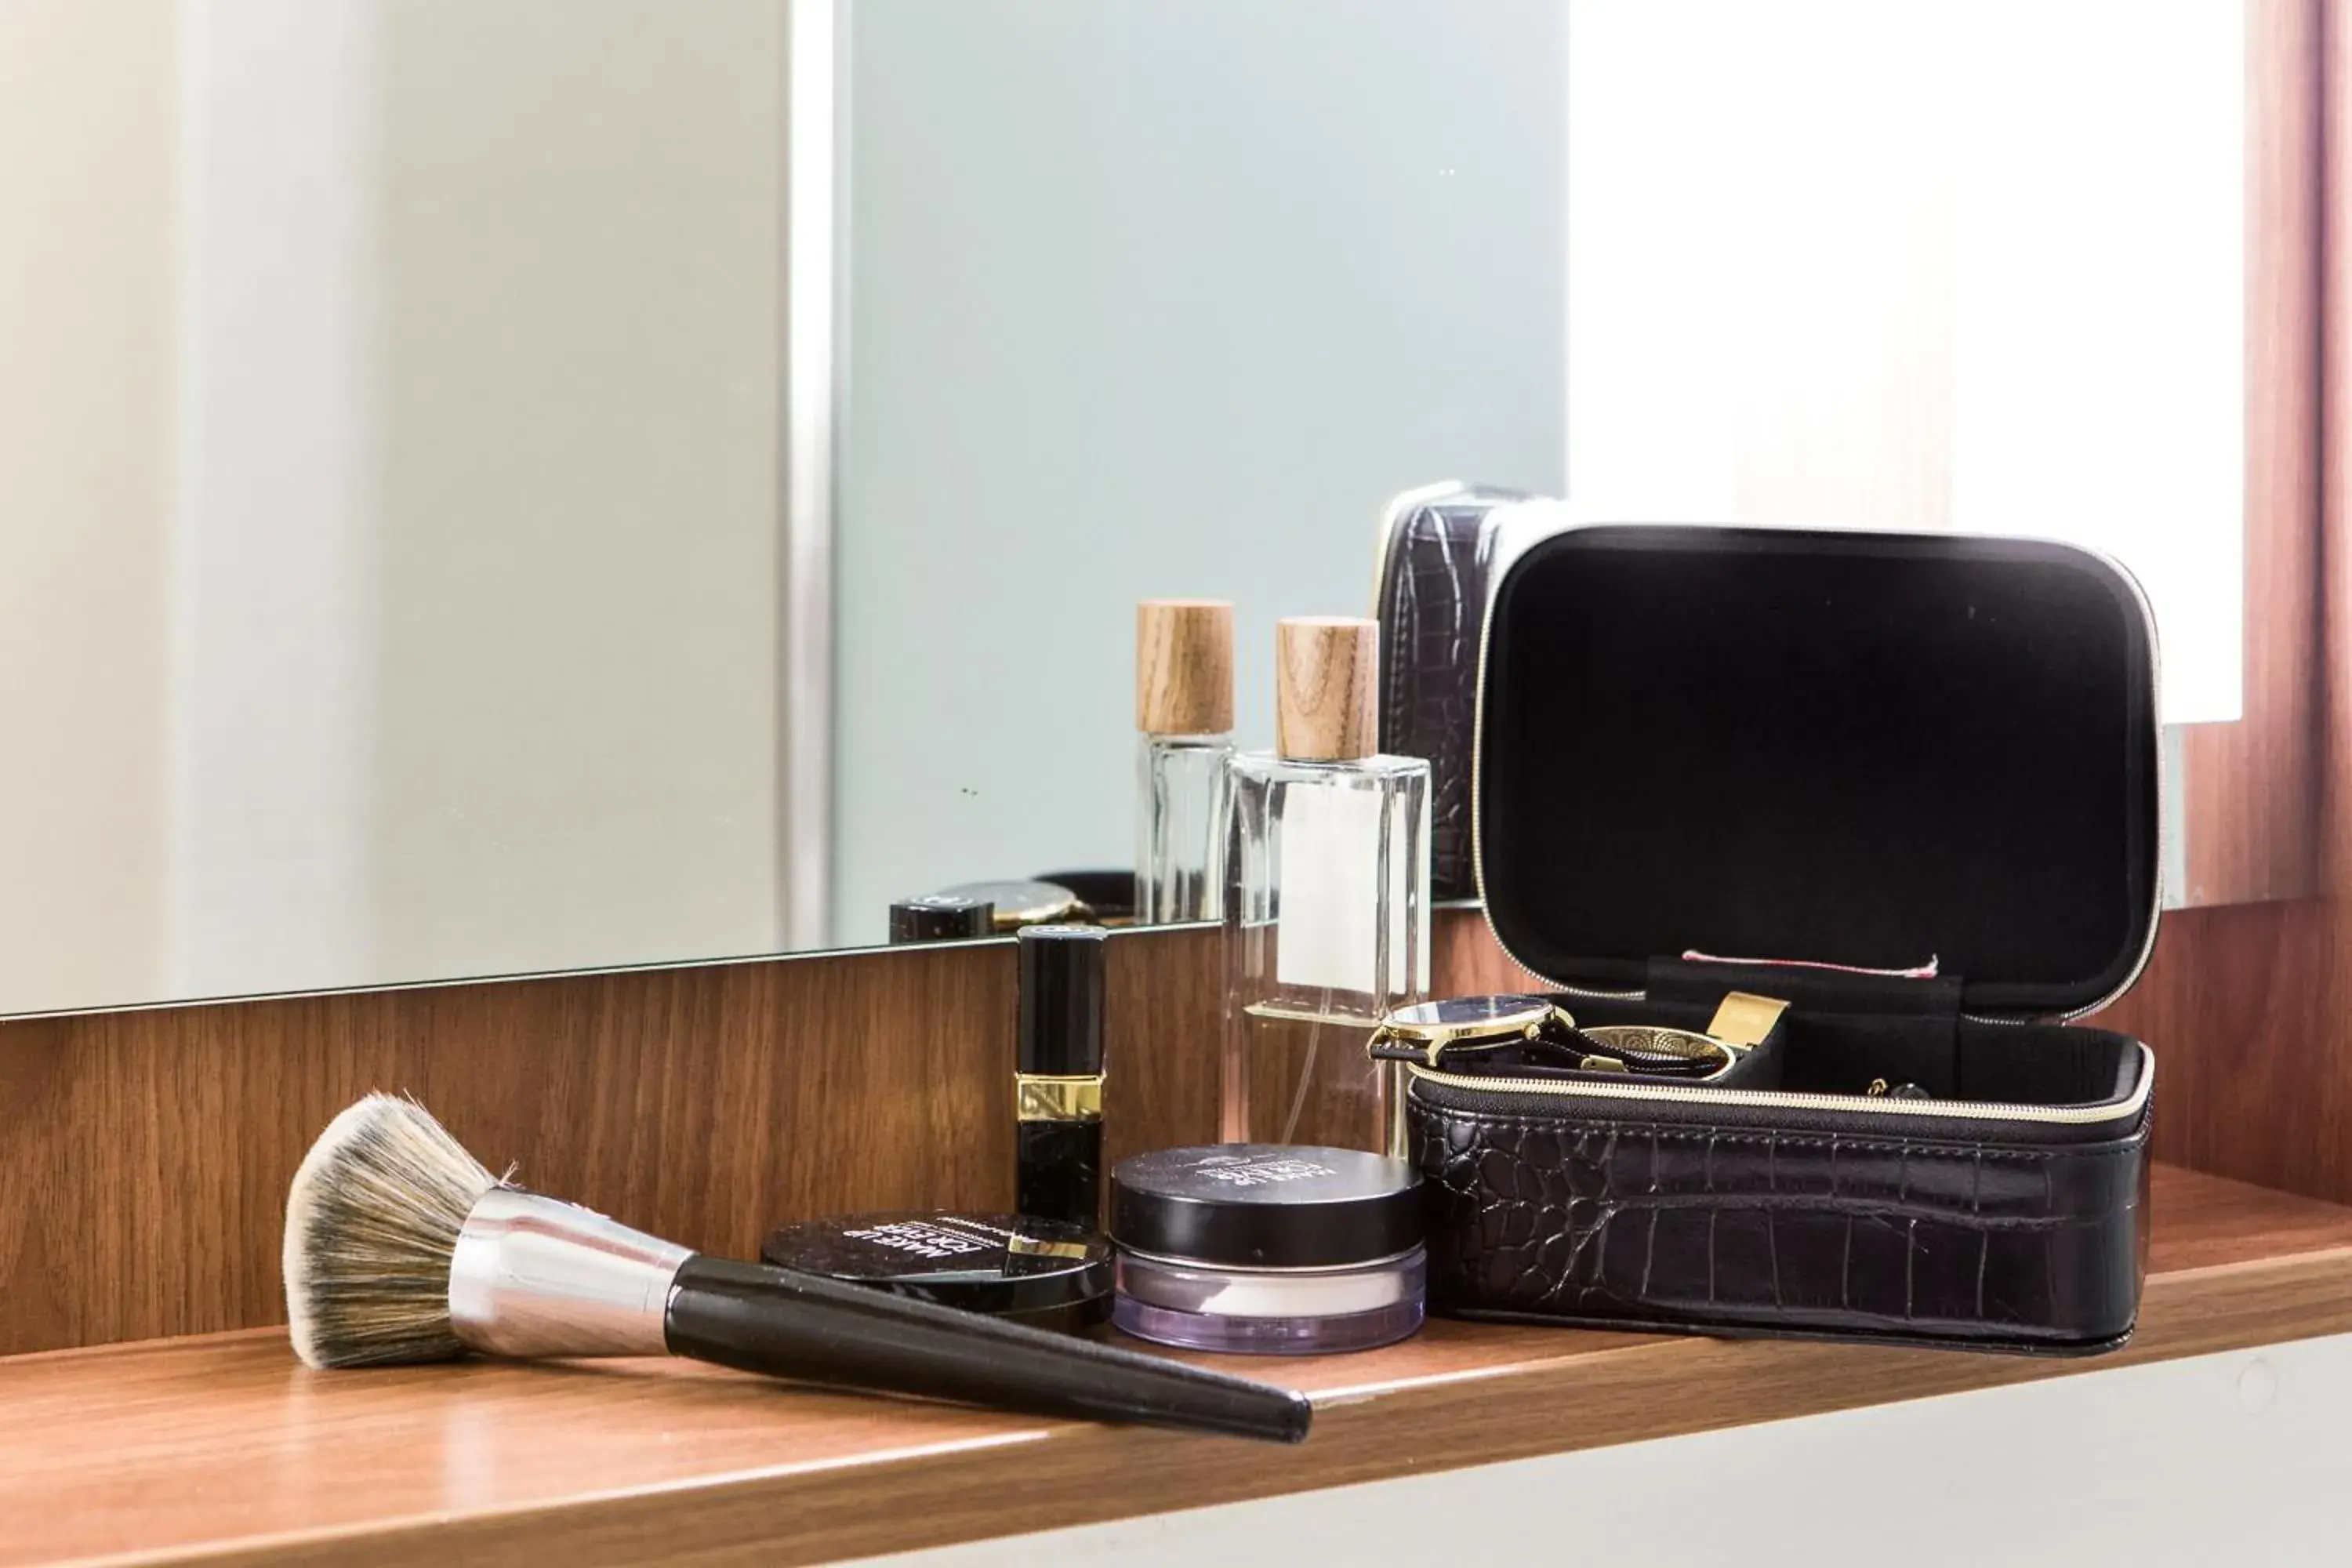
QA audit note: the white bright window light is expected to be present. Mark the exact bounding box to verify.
[1566,0,2244,722]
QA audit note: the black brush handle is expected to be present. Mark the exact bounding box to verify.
[664,1254,1310,1443]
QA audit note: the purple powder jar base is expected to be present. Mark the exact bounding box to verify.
[1109,1145,1429,1356]
[1112,1293,1424,1356]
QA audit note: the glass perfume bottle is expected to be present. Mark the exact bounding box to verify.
[1223,616,1429,1154]
[1134,599,1235,925]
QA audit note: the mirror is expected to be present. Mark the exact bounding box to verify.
[5,0,2243,1015]
[0,0,1566,1014]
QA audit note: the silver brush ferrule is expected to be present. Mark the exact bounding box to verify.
[446,1188,692,1359]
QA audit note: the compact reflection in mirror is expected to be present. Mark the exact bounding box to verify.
[885,599,1242,944]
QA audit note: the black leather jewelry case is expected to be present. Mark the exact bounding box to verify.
[1374,482,1532,901]
[1406,524,2160,1354]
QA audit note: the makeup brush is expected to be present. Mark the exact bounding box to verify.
[282,1094,1311,1443]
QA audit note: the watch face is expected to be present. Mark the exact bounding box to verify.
[935,880,1077,928]
[1381,993,1558,1038]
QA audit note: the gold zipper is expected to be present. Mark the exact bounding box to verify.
[1466,524,2168,1025]
[1404,1044,2153,1127]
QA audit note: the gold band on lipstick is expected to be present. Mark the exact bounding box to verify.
[1016,1073,1104,1122]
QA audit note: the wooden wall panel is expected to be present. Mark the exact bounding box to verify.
[8,889,2352,1363]
[2092,0,2352,1209]
[2094,903,2352,1201]
[2176,0,2325,906]
[2327,0,2352,890]
[0,927,1222,1359]
[1431,906,1536,996]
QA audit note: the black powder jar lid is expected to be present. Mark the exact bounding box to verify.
[1109,1145,1424,1270]
[760,1212,1112,1332]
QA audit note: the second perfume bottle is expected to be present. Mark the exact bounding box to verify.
[1135,599,1236,925]
[1224,617,1430,1154]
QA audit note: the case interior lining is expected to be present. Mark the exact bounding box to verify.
[1564,996,2144,1110]
[1479,528,2160,1017]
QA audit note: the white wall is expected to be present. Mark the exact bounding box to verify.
[833,0,1570,946]
[0,0,790,1014]
[0,0,180,1011]
[169,0,385,997]
[1564,0,2245,724]
[352,0,789,990]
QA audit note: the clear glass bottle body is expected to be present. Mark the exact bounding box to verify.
[1221,752,1430,1152]
[1136,732,1233,924]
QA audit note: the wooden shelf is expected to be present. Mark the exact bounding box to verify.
[8,1164,2351,1568]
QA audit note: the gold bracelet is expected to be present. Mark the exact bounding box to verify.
[1575,1025,1736,1080]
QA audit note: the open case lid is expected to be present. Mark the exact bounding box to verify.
[1475,525,2161,1020]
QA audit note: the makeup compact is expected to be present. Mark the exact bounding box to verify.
[888,894,995,943]
[1109,1145,1425,1355]
[760,1212,1113,1334]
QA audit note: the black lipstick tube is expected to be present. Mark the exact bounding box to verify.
[1015,925,1107,1226]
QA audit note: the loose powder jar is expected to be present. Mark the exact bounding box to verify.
[1108,1145,1425,1354]
[760,1212,1112,1334]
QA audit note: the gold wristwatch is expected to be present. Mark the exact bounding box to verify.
[1367,993,1770,1083]
[1365,994,1584,1069]
[932,879,1093,932]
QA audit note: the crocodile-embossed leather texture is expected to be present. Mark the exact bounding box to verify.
[1408,1089,2151,1351]
[1378,495,1515,901]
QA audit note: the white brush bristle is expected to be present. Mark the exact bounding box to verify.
[282,1094,499,1369]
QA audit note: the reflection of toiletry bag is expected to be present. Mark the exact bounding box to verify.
[1372,483,1530,901]
[1410,523,2159,1354]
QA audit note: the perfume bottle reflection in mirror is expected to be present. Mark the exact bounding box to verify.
[1225,617,1431,1153]
[1135,599,1236,925]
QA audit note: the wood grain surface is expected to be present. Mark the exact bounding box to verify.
[1273,616,1378,761]
[0,908,1558,1361]
[1134,599,1235,735]
[0,1163,2339,1568]
[2095,903,2352,1203]
[1431,902,1537,993]
[2089,0,2352,1208]
[12,889,2344,1365]
[0,927,1222,1358]
[2331,0,2352,902]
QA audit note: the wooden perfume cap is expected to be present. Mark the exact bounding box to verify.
[1136,599,1235,735]
[1276,616,1379,762]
